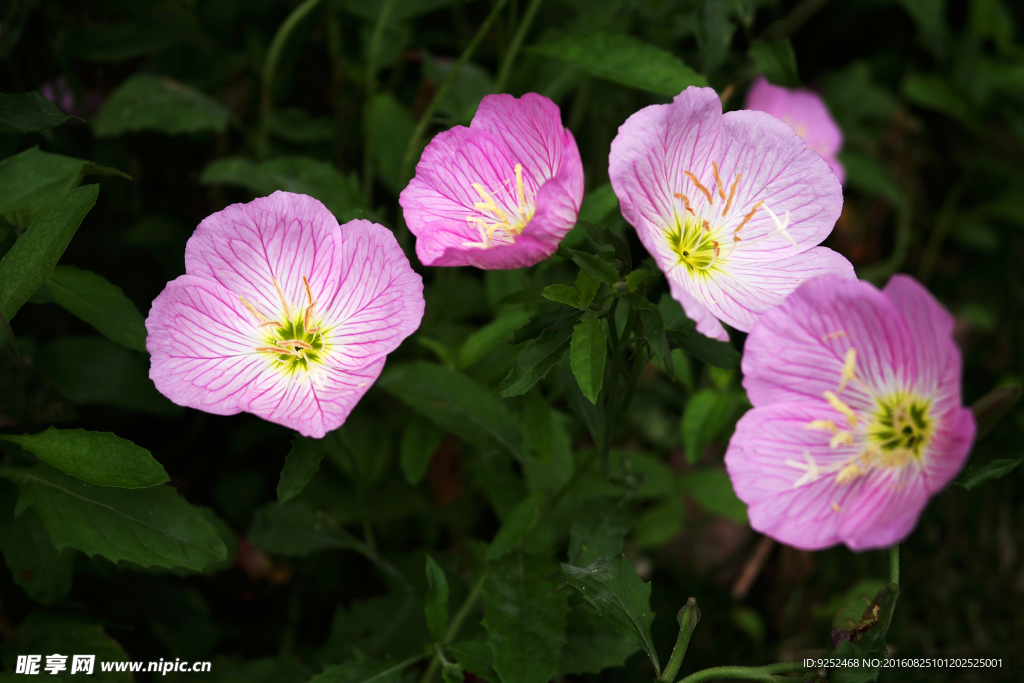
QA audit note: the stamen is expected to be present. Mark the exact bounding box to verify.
[824,390,859,427]
[838,348,857,391]
[822,330,848,342]
[277,339,313,350]
[273,278,291,320]
[256,345,296,356]
[786,450,821,488]
[805,419,838,433]
[711,161,726,200]
[259,321,282,329]
[831,503,843,513]
[673,193,695,215]
[239,297,271,323]
[514,163,525,209]
[829,431,855,449]
[472,183,508,224]
[762,204,798,247]
[683,171,714,204]
[697,241,720,271]
[732,201,763,241]
[702,219,710,232]
[302,276,316,307]
[723,173,740,216]
[835,462,864,485]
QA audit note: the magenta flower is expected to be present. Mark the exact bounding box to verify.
[745,76,845,183]
[724,274,975,551]
[609,86,853,341]
[399,93,584,269]
[146,191,424,438]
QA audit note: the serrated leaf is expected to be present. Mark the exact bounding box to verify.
[0,509,74,604]
[680,389,736,463]
[0,92,71,134]
[483,553,569,683]
[570,250,620,284]
[44,265,147,352]
[560,556,660,675]
[531,32,707,96]
[542,283,580,308]
[0,427,168,488]
[277,436,326,503]
[512,307,583,344]
[748,39,800,87]
[640,307,673,377]
[400,414,447,485]
[570,316,607,404]
[568,496,630,567]
[956,458,1022,490]
[560,599,640,675]
[678,470,747,524]
[379,362,521,458]
[0,184,98,321]
[200,155,364,222]
[424,555,450,641]
[446,640,498,683]
[248,501,357,556]
[93,74,230,136]
[0,463,225,570]
[575,269,600,308]
[485,492,545,560]
[499,323,575,398]
[0,612,131,682]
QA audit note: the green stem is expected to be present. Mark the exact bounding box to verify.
[258,0,325,158]
[916,181,964,284]
[859,189,913,285]
[419,571,488,683]
[659,598,699,682]
[676,662,806,683]
[889,543,899,585]
[493,0,545,93]
[362,0,400,201]
[399,0,510,183]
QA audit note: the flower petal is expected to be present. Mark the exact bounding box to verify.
[413,220,554,269]
[744,76,844,160]
[665,269,729,341]
[919,405,975,494]
[837,465,930,551]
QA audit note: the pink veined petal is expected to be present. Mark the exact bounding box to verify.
[918,406,975,495]
[316,219,425,367]
[146,274,283,416]
[824,154,846,184]
[412,219,555,269]
[609,86,723,248]
[725,402,868,551]
[665,269,729,341]
[690,246,855,333]
[715,109,843,258]
[184,192,340,321]
[471,93,573,184]
[744,77,844,159]
[837,465,930,551]
[742,275,918,409]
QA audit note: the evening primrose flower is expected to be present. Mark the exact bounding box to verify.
[399,93,584,269]
[609,86,853,341]
[745,76,845,183]
[146,192,424,438]
[724,275,975,551]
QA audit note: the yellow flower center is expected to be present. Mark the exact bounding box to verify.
[239,276,328,374]
[463,163,535,250]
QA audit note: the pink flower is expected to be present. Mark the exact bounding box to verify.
[146,192,424,438]
[745,76,845,184]
[399,93,584,269]
[724,274,975,551]
[609,86,854,341]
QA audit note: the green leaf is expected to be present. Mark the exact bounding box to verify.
[447,640,498,683]
[570,250,620,284]
[400,414,447,485]
[560,353,604,445]
[0,92,71,134]
[640,308,673,377]
[560,599,640,675]
[970,384,1021,439]
[512,307,583,344]
[840,152,902,205]
[0,612,131,682]
[560,556,660,675]
[93,74,230,136]
[570,315,607,404]
[531,31,707,96]
[307,658,413,683]
[424,555,450,641]
[340,0,463,22]
[522,389,553,463]
[499,322,576,398]
[0,463,225,571]
[0,184,98,321]
[0,146,124,214]
[901,73,977,129]
[747,39,800,87]
[678,469,747,524]
[483,553,569,683]
[366,94,416,194]
[379,362,521,458]
[956,458,1022,491]
[577,184,620,226]
[0,427,168,488]
[632,496,684,548]
[268,106,336,143]
[422,55,494,124]
[248,501,357,556]
[200,155,364,222]
[457,310,532,369]
[542,283,581,308]
[276,436,326,503]
[659,295,738,368]
[44,265,147,352]
[568,496,630,567]
[680,388,736,463]
[0,509,74,604]
[485,492,545,560]
[831,630,887,683]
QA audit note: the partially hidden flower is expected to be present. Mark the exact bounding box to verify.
[745,76,845,183]
[146,191,424,438]
[400,93,584,269]
[724,274,975,551]
[609,86,854,341]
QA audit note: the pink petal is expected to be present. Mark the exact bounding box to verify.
[413,220,555,269]
[744,76,843,160]
[919,405,975,494]
[665,271,729,341]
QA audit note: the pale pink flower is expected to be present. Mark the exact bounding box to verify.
[725,274,975,551]
[609,86,853,341]
[745,76,845,183]
[146,192,424,438]
[399,93,584,269]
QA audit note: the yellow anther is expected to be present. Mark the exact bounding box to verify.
[829,431,855,449]
[277,339,313,350]
[805,419,838,433]
[711,161,726,200]
[683,171,714,204]
[831,503,843,513]
[838,347,857,391]
[733,201,762,241]
[273,277,291,320]
[239,297,271,323]
[824,390,859,427]
[822,330,848,342]
[674,193,695,215]
[835,462,864,485]
[514,163,526,209]
[471,183,508,224]
[723,173,740,217]
[256,345,296,356]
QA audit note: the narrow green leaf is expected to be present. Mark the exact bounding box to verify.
[0,184,98,321]
[0,92,72,134]
[522,389,553,463]
[560,353,604,444]
[483,553,569,683]
[308,658,415,683]
[570,250,620,284]
[561,556,660,675]
[499,324,575,398]
[579,222,631,271]
[568,496,631,567]
[400,414,447,485]
[0,509,74,604]
[485,492,545,560]
[678,470,748,524]
[680,388,736,463]
[840,152,903,204]
[0,427,168,488]
[366,94,416,193]
[575,269,600,308]
[248,501,358,556]
[531,31,707,96]
[541,283,580,308]
[3,612,132,682]
[379,362,521,458]
[93,73,230,136]
[45,265,147,352]
[639,308,673,377]
[457,310,532,369]
[570,315,607,404]
[276,436,326,503]
[748,39,800,87]
[512,307,583,344]
[970,384,1021,439]
[956,458,1022,491]
[0,463,226,570]
[560,599,640,675]
[424,555,450,641]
